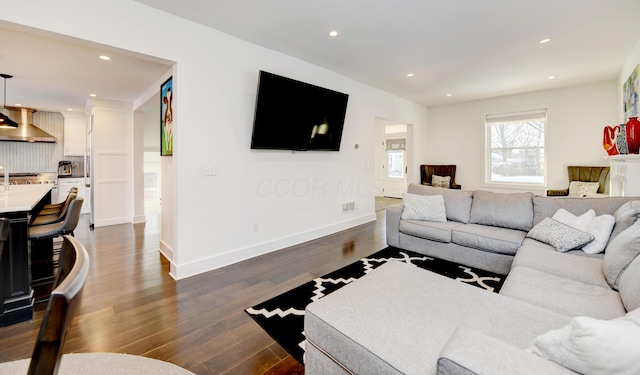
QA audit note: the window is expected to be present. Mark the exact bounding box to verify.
[388,150,404,178]
[486,109,546,185]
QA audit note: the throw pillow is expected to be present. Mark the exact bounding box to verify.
[552,208,596,231]
[602,219,640,289]
[526,217,594,252]
[568,181,600,197]
[530,314,640,375]
[431,175,451,188]
[400,193,447,222]
[551,209,615,254]
[582,214,616,254]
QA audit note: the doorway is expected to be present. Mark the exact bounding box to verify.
[375,120,411,199]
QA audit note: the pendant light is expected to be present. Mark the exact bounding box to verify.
[0,74,18,128]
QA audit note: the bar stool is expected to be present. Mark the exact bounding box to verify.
[39,187,78,215]
[29,197,84,303]
[31,190,77,226]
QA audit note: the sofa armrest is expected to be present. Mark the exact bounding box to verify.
[385,203,403,247]
[546,189,569,196]
[437,327,576,375]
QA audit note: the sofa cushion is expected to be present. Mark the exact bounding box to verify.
[305,262,570,375]
[530,310,640,375]
[512,245,609,289]
[407,184,473,223]
[618,254,640,311]
[451,224,525,255]
[533,196,635,226]
[526,218,594,252]
[470,190,533,231]
[401,193,447,222]
[603,220,640,289]
[399,219,464,243]
[608,200,640,245]
[500,266,626,319]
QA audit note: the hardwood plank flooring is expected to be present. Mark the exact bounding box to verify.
[0,210,388,374]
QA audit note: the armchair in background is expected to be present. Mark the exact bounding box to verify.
[419,165,461,189]
[546,166,610,196]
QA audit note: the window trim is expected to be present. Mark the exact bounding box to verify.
[481,108,548,190]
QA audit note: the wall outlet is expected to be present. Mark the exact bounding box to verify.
[253,222,259,232]
[203,164,216,176]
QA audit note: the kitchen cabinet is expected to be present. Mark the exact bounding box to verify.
[63,114,87,156]
[58,178,90,214]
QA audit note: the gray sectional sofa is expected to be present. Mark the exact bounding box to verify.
[304,184,640,375]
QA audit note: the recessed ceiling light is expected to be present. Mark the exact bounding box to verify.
[406,73,414,77]
[446,93,453,97]
[99,55,111,61]
[548,75,556,79]
[328,31,338,37]
[539,38,551,44]
[67,108,73,111]
[89,93,97,97]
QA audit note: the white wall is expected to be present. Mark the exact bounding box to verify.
[0,0,428,279]
[426,81,618,195]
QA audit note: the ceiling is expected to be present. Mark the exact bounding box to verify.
[0,23,172,113]
[1,0,640,114]
[136,0,640,106]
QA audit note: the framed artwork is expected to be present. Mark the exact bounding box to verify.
[623,65,639,120]
[161,76,173,156]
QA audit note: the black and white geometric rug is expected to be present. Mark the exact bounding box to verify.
[245,246,505,364]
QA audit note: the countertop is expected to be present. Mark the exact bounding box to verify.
[0,185,52,213]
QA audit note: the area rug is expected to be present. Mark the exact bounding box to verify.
[245,246,505,364]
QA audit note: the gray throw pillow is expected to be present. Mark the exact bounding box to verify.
[603,220,640,290]
[401,193,447,222]
[407,184,473,223]
[526,217,594,252]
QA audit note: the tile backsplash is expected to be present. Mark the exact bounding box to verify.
[0,111,84,174]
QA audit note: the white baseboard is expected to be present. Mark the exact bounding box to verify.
[170,213,377,280]
[132,214,146,224]
[94,216,130,227]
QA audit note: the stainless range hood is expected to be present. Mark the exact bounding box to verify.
[0,107,57,143]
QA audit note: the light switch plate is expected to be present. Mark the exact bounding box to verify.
[204,164,216,176]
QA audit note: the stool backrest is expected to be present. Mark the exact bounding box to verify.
[28,235,89,375]
[60,197,84,235]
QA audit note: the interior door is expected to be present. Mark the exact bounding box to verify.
[383,143,407,198]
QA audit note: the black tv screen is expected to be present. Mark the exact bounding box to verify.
[250,71,349,151]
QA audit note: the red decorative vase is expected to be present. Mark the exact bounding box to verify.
[626,116,640,154]
[603,125,619,155]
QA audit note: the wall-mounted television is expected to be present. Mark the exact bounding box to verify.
[250,71,349,151]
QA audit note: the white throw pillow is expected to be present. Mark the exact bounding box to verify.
[552,208,596,232]
[401,193,447,222]
[530,314,640,375]
[551,209,615,254]
[431,175,451,188]
[582,214,616,254]
[568,181,600,197]
[526,217,594,252]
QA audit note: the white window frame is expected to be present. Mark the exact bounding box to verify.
[482,109,548,189]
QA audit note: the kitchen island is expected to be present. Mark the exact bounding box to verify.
[0,184,52,326]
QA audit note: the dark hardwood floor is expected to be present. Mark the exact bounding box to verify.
[0,208,388,374]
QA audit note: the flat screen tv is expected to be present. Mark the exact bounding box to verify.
[250,71,349,151]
